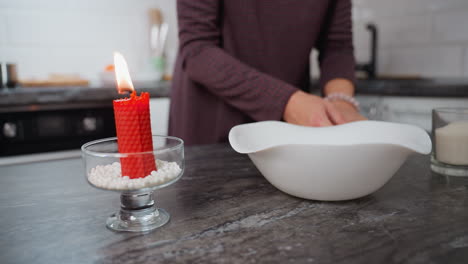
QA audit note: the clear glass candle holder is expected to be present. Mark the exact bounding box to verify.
[431,108,468,176]
[81,135,184,232]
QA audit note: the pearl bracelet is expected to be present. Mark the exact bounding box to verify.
[324,93,360,110]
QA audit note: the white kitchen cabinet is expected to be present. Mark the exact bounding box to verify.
[356,95,468,131]
[149,98,170,136]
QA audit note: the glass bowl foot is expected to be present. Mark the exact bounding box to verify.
[106,191,170,232]
[106,207,170,232]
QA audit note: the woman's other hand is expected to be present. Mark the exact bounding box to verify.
[283,90,346,126]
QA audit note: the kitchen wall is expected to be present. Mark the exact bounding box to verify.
[0,0,178,86]
[1,0,467,83]
[352,0,468,78]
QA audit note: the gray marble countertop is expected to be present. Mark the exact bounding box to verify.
[1,144,468,264]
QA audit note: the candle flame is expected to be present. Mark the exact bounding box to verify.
[113,52,134,94]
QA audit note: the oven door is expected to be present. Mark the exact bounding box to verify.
[0,102,116,156]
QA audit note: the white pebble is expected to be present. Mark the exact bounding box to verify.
[88,160,181,191]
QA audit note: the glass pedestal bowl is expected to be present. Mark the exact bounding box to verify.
[81,135,184,232]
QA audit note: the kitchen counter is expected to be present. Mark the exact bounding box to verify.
[314,78,468,97]
[0,81,170,110]
[2,77,468,110]
[1,144,468,264]
[354,78,468,97]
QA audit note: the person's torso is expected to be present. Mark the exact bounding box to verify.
[222,0,331,89]
[170,0,334,144]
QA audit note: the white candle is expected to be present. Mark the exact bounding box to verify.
[435,121,468,165]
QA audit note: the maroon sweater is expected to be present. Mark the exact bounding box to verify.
[169,0,355,145]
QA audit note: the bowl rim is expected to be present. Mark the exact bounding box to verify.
[229,120,432,155]
[81,135,184,158]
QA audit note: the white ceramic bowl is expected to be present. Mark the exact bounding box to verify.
[229,121,431,201]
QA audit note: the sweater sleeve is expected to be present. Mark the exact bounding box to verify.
[317,0,356,91]
[177,0,298,121]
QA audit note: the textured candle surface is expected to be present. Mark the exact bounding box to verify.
[435,121,468,165]
[113,91,156,178]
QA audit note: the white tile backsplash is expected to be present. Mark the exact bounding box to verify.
[310,49,320,78]
[355,0,431,17]
[434,11,468,42]
[379,46,464,77]
[354,48,370,67]
[352,0,468,78]
[6,10,51,45]
[353,21,370,59]
[427,0,468,13]
[1,0,468,81]
[354,0,468,18]
[464,47,468,77]
[0,0,178,84]
[0,46,109,80]
[378,15,433,47]
[0,16,6,45]
[0,0,67,10]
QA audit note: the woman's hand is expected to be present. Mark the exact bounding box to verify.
[323,78,367,123]
[283,90,346,126]
[330,100,367,123]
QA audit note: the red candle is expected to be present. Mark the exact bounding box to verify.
[113,52,157,179]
